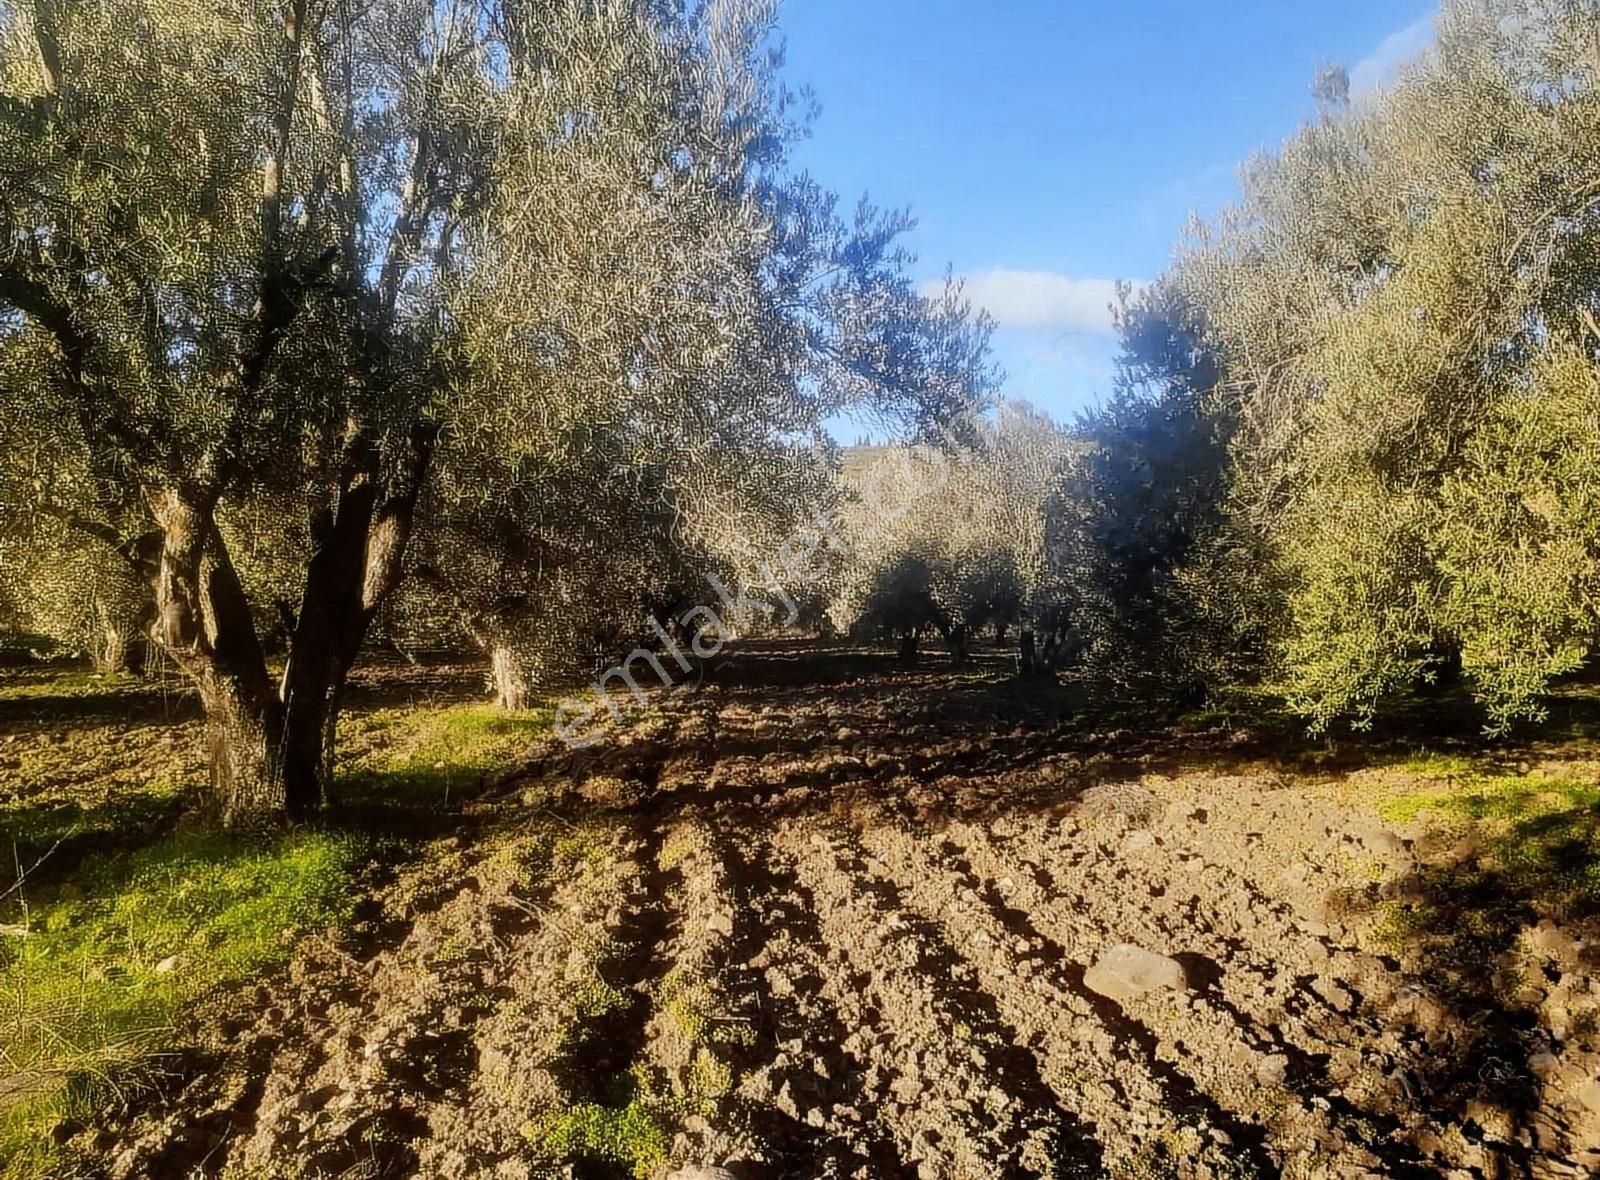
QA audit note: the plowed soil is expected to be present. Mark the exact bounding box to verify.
[71,643,1600,1179]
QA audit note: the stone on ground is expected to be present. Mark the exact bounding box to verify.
[1083,943,1189,1002]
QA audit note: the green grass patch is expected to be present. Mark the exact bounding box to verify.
[337,702,552,816]
[1378,762,1599,827]
[1375,750,1513,824]
[530,1092,670,1179]
[1378,762,1600,1012]
[1379,764,1600,912]
[0,667,545,1173]
[0,829,361,1177]
[1387,750,1481,781]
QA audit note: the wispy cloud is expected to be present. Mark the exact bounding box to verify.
[1350,10,1436,97]
[925,270,1143,336]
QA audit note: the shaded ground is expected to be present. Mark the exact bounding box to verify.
[10,642,1600,1178]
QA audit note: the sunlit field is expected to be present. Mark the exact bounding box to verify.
[5,0,1600,1175]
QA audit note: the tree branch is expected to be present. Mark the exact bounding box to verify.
[362,422,438,612]
[0,267,82,371]
[41,506,162,579]
[0,93,46,132]
[378,123,435,320]
[30,0,63,101]
[258,0,308,270]
[0,265,164,463]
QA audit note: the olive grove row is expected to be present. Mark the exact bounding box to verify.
[5,0,1600,825]
[0,0,993,822]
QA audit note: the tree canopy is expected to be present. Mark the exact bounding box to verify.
[5,0,1600,831]
[0,0,993,823]
[814,0,1600,734]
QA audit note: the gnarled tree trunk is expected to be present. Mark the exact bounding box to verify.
[490,645,533,711]
[143,427,433,826]
[277,451,382,816]
[201,677,287,823]
[149,489,287,826]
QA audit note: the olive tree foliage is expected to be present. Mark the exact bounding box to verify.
[1168,0,1600,731]
[402,0,994,709]
[0,0,504,822]
[827,403,1074,665]
[411,436,840,710]
[1039,285,1272,702]
[0,526,149,670]
[0,0,993,824]
[0,332,142,667]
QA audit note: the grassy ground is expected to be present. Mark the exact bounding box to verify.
[0,830,362,1175]
[0,660,546,1178]
[1366,753,1600,1000]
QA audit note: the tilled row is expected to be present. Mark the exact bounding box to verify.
[979,792,1498,1174]
[849,812,1271,1178]
[80,652,1591,1180]
[766,821,1071,1179]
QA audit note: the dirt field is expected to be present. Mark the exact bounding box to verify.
[21,642,1600,1179]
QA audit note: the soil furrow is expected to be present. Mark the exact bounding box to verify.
[717,830,922,1179]
[942,814,1446,1177]
[852,809,1285,1178]
[637,819,764,1170]
[774,821,1083,1179]
[70,643,1597,1179]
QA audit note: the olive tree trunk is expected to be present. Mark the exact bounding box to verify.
[143,429,432,826]
[88,615,132,675]
[946,622,969,666]
[490,645,533,711]
[149,490,289,824]
[1018,629,1041,677]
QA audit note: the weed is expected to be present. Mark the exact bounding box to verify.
[655,971,713,1043]
[684,1048,732,1103]
[528,1093,670,1179]
[0,829,360,1176]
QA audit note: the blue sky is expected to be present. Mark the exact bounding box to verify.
[779,1,1437,430]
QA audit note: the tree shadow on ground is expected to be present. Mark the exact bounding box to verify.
[516,638,1593,836]
[1345,775,1600,1173]
[0,668,201,731]
[502,639,1600,1173]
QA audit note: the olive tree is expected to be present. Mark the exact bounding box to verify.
[828,403,1071,666]
[0,0,995,822]
[1169,0,1600,730]
[0,0,511,821]
[411,0,994,709]
[1036,281,1278,702]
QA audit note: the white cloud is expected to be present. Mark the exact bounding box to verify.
[925,270,1142,336]
[1350,10,1436,97]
